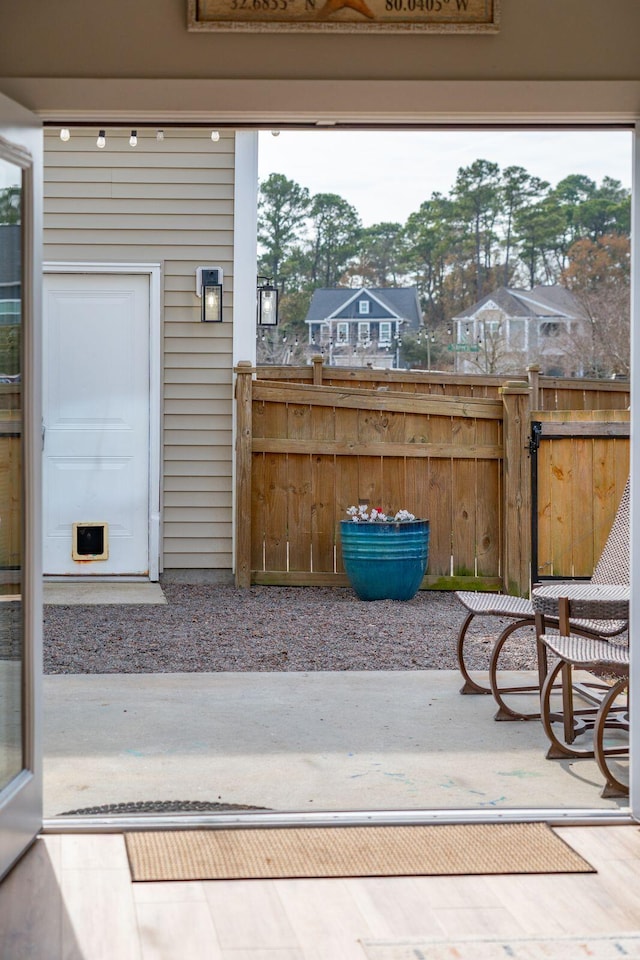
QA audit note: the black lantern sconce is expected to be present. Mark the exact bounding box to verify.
[196,266,224,323]
[257,276,279,327]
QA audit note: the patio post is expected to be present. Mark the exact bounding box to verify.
[235,361,253,587]
[527,364,540,412]
[312,354,324,385]
[500,380,532,597]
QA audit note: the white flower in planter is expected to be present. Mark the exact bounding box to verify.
[345,505,416,523]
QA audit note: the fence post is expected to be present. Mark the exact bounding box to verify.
[312,355,324,385]
[527,364,540,411]
[501,380,532,597]
[235,361,253,588]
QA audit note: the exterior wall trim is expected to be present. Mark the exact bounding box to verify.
[231,131,258,573]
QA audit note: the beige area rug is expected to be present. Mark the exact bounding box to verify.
[124,823,594,882]
[360,934,640,959]
[43,582,167,605]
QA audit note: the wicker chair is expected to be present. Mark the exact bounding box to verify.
[455,478,630,721]
[536,590,629,798]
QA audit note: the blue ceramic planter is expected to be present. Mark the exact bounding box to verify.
[340,519,430,601]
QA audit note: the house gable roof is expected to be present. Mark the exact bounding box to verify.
[306,287,422,329]
[452,285,586,322]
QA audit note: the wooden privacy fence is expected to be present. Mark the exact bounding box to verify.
[258,358,631,411]
[531,410,630,581]
[236,362,532,595]
[236,362,631,595]
[0,386,21,574]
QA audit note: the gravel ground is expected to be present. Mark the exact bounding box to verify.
[43,582,539,675]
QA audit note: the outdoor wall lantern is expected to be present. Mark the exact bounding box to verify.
[257,276,279,326]
[195,266,224,323]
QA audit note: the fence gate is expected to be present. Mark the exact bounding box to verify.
[530,410,630,582]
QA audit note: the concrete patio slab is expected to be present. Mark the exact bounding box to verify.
[43,582,167,605]
[43,669,626,818]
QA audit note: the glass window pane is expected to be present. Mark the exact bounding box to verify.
[0,158,23,791]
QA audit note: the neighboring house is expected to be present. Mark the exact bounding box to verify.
[0,223,20,328]
[451,285,588,376]
[305,286,422,369]
[42,128,257,580]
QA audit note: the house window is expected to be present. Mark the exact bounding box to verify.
[484,319,501,335]
[541,321,561,337]
[358,300,370,315]
[379,321,392,345]
[358,321,370,343]
[459,321,473,344]
[336,322,349,343]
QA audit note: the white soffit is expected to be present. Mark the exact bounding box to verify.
[1,79,639,125]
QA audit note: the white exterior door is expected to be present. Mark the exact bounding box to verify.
[0,93,42,882]
[43,272,151,576]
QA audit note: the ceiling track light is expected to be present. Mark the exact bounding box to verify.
[96,130,106,149]
[129,129,138,147]
[59,128,70,142]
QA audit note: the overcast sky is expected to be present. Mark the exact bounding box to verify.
[258,129,633,228]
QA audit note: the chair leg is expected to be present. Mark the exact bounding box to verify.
[595,676,629,798]
[541,659,596,760]
[562,662,575,744]
[456,612,492,695]
[489,618,540,721]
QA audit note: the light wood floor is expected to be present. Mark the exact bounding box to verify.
[2,826,640,959]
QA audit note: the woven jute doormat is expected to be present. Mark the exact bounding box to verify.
[124,822,594,882]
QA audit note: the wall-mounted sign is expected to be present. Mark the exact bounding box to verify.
[188,0,499,33]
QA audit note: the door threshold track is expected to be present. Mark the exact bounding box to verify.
[42,806,633,834]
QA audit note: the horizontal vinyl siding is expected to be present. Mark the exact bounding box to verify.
[43,129,237,571]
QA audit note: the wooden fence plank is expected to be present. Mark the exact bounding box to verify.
[335,454,359,573]
[252,438,502,459]
[571,412,596,577]
[451,413,477,578]
[475,413,501,578]
[287,454,313,571]
[251,452,265,574]
[549,437,575,577]
[0,433,21,570]
[424,413,453,580]
[311,453,336,573]
[262,399,289,572]
[310,403,335,442]
[382,455,406,517]
[253,380,503,420]
[253,571,503,589]
[501,382,531,596]
[263,454,288,571]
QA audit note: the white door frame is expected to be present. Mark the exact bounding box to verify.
[0,95,43,880]
[630,121,640,815]
[28,112,636,830]
[43,261,162,581]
